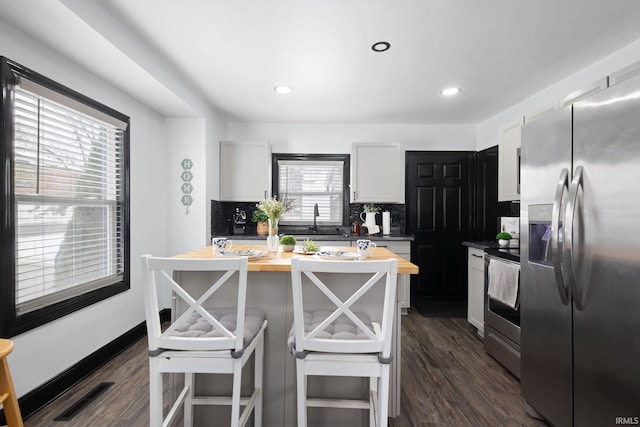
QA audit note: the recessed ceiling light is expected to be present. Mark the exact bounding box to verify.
[274,85,293,94]
[441,87,461,96]
[371,41,391,52]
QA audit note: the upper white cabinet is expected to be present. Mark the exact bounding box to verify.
[609,60,640,87]
[220,141,271,201]
[376,241,411,314]
[350,142,401,203]
[561,77,608,106]
[498,121,522,201]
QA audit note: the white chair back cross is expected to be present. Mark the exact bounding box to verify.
[290,257,398,358]
[142,256,250,355]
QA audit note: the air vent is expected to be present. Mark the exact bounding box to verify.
[54,382,114,421]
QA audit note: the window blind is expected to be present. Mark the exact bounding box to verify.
[277,160,344,225]
[13,82,125,313]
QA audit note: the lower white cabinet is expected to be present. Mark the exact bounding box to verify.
[375,241,411,315]
[467,247,485,336]
[225,239,347,249]
[233,239,267,246]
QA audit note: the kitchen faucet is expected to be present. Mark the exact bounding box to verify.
[312,203,319,233]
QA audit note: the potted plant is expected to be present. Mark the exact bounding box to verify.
[279,235,297,252]
[252,209,269,236]
[496,231,513,248]
[302,239,320,253]
[363,203,380,213]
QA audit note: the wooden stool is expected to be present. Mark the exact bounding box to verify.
[0,339,23,427]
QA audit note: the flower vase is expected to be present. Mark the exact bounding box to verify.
[267,218,279,252]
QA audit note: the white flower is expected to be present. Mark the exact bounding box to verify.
[256,196,295,221]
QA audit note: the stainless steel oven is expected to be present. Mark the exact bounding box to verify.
[484,254,521,378]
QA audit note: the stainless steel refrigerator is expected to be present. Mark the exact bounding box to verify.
[521,71,640,426]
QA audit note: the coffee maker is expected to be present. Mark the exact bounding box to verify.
[233,208,246,235]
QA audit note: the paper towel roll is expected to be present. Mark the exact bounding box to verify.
[382,211,391,235]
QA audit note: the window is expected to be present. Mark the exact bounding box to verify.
[272,154,349,227]
[0,57,130,337]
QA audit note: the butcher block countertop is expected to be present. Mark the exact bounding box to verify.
[175,244,419,275]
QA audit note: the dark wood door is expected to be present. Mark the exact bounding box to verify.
[471,145,499,241]
[406,151,473,301]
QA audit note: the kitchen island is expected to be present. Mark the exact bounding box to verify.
[172,245,418,426]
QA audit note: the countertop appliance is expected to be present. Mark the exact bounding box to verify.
[233,208,246,235]
[484,252,520,378]
[520,73,640,426]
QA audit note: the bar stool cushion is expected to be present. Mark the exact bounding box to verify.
[287,310,375,353]
[173,307,266,345]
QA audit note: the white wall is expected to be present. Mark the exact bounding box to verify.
[228,123,476,153]
[0,21,170,397]
[477,38,640,150]
[164,115,227,255]
[165,118,208,254]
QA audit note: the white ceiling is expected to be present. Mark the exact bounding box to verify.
[2,0,640,124]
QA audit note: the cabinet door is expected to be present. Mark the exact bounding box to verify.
[498,121,521,201]
[351,143,401,203]
[467,248,485,335]
[220,141,270,201]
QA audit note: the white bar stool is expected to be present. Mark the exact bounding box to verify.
[289,257,398,427]
[141,255,267,427]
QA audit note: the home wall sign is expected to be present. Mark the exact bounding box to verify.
[181,157,193,214]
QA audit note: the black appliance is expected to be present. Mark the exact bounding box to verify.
[233,208,246,235]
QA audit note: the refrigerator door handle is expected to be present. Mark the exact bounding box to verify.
[563,166,586,311]
[552,168,570,305]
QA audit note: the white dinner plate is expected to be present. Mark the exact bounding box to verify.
[316,250,360,260]
[217,249,265,260]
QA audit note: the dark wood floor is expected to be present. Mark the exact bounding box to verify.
[23,308,547,426]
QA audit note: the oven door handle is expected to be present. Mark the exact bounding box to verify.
[552,168,570,305]
[484,255,520,271]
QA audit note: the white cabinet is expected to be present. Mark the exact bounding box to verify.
[220,141,271,201]
[230,239,347,249]
[311,240,347,248]
[375,241,411,315]
[351,143,401,203]
[467,247,485,336]
[498,121,521,201]
[234,239,267,246]
[562,77,608,106]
